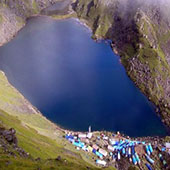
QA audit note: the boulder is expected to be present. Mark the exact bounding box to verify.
[5,134,13,142]
[56,156,61,161]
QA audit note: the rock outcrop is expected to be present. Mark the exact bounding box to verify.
[1,128,17,145]
[0,128,17,145]
[73,0,170,127]
[0,0,58,45]
[0,127,30,158]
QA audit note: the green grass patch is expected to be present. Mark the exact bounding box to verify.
[0,14,3,23]
[32,0,39,14]
[0,71,100,168]
[0,110,102,169]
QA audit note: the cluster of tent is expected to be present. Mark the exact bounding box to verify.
[65,134,108,166]
[110,139,142,162]
[65,134,158,169]
[65,134,89,151]
[108,139,155,170]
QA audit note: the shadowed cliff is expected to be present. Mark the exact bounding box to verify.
[73,0,170,127]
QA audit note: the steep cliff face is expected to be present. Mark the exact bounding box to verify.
[0,0,58,45]
[73,0,170,127]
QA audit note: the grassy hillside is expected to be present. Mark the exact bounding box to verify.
[0,71,107,169]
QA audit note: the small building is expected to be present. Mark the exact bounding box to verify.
[88,146,93,152]
[99,148,108,157]
[92,149,96,154]
[78,133,87,138]
[81,138,89,144]
[103,136,108,140]
[89,126,91,133]
[92,144,99,150]
[168,149,170,155]
[73,141,84,148]
[73,142,81,148]
[102,140,109,146]
[108,145,114,152]
[117,152,120,160]
[165,143,170,149]
[74,136,78,140]
[65,135,74,140]
[82,146,89,152]
[68,138,74,143]
[109,139,116,145]
[96,160,106,166]
[87,132,93,139]
[96,151,103,159]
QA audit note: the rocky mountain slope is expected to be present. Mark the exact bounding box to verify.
[0,0,59,45]
[73,0,170,127]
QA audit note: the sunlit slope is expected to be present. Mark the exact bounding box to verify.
[0,71,113,169]
[0,111,102,170]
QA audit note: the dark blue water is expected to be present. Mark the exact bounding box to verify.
[0,17,167,136]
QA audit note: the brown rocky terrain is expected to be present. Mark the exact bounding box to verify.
[0,0,59,45]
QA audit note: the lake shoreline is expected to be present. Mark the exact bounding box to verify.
[0,16,168,137]
[0,0,169,138]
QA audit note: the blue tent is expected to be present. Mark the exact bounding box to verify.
[145,163,152,170]
[96,151,103,158]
